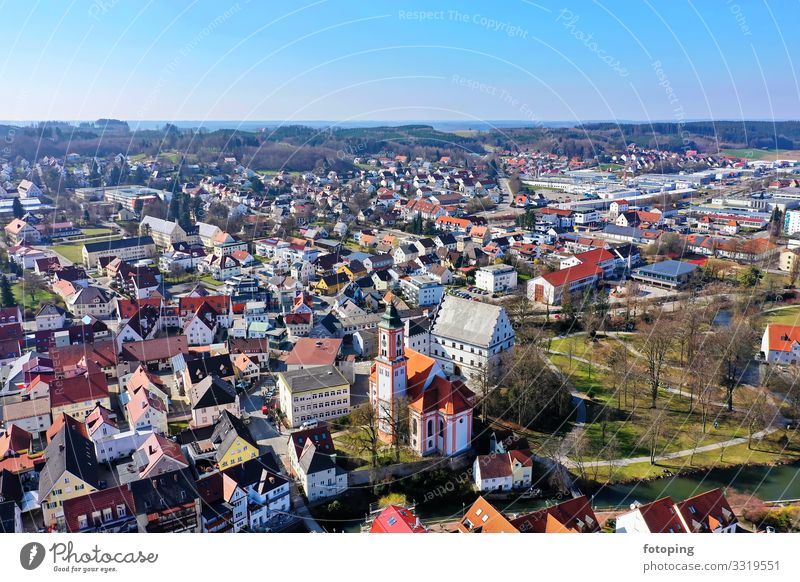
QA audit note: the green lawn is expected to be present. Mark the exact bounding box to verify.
[52,236,121,264]
[81,227,114,237]
[764,305,800,327]
[588,431,800,483]
[12,281,59,312]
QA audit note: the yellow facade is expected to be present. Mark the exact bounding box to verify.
[41,471,97,527]
[217,436,259,470]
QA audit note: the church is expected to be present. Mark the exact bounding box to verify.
[369,302,474,456]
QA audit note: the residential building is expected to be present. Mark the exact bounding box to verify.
[475,264,518,294]
[761,324,800,365]
[399,275,443,307]
[38,419,100,528]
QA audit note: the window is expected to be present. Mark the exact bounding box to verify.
[78,515,88,529]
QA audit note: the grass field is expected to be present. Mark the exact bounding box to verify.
[81,227,114,237]
[52,236,120,264]
[12,281,59,312]
[764,305,800,326]
[720,148,800,161]
[588,431,800,483]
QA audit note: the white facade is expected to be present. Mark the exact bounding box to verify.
[475,264,518,293]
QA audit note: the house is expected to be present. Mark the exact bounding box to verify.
[527,262,603,305]
[86,404,152,463]
[126,383,168,434]
[472,453,512,491]
[370,505,427,533]
[315,272,350,295]
[475,264,518,294]
[130,468,201,532]
[131,433,189,479]
[631,259,699,289]
[190,375,240,428]
[430,295,514,380]
[62,485,137,533]
[473,450,533,491]
[4,219,41,245]
[38,419,99,528]
[211,410,259,470]
[35,303,68,331]
[49,371,111,420]
[457,496,519,533]
[195,471,248,532]
[284,337,342,370]
[278,365,350,429]
[371,303,474,456]
[183,304,218,346]
[287,424,347,502]
[761,324,800,365]
[510,496,600,533]
[615,497,688,533]
[66,286,114,319]
[674,488,738,533]
[222,454,291,530]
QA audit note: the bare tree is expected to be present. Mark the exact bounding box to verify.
[469,364,493,424]
[746,394,774,450]
[646,408,667,465]
[379,396,410,463]
[640,322,675,408]
[345,403,381,467]
[712,318,759,411]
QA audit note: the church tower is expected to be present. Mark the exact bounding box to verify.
[374,301,407,441]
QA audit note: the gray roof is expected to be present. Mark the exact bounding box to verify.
[432,295,507,346]
[635,260,698,278]
[83,236,154,253]
[38,423,99,499]
[279,365,349,394]
[68,286,111,306]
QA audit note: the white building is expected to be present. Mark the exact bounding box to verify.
[761,323,800,365]
[399,275,443,307]
[475,264,518,294]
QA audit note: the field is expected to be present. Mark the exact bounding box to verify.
[545,333,774,474]
[12,281,59,312]
[720,148,800,161]
[764,305,800,327]
[81,227,114,237]
[51,236,120,264]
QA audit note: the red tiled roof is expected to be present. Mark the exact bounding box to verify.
[370,505,427,533]
[541,262,603,287]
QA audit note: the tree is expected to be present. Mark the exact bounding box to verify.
[0,275,14,307]
[746,395,773,450]
[12,197,24,219]
[646,409,667,465]
[470,364,493,424]
[378,396,409,464]
[640,322,675,408]
[712,318,759,411]
[21,272,47,308]
[736,266,763,288]
[606,343,631,410]
[345,403,381,467]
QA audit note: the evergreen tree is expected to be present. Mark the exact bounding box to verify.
[0,276,14,308]
[12,197,24,219]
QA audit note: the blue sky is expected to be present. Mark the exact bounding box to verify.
[0,0,798,123]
